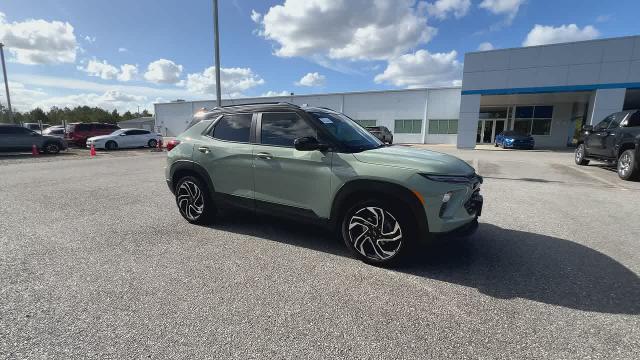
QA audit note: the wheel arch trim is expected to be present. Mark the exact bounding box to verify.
[169,160,215,195]
[329,179,429,237]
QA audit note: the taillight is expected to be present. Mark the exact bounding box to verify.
[166,139,180,151]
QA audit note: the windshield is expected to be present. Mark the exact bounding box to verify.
[310,111,382,151]
[110,129,126,135]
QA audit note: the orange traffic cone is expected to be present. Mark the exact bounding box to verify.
[32,144,39,156]
[90,144,96,157]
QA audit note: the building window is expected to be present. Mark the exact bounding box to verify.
[354,119,377,127]
[514,106,553,135]
[429,119,458,134]
[395,119,422,134]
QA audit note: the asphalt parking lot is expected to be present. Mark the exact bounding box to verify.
[1,146,639,359]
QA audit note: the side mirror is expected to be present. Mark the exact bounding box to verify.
[582,125,593,132]
[294,136,325,151]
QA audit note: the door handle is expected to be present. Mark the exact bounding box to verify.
[256,152,272,160]
[198,146,210,154]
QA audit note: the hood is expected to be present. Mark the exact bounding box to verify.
[87,134,113,141]
[352,146,475,175]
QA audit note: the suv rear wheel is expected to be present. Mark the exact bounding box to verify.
[43,142,61,154]
[617,149,639,180]
[175,176,216,224]
[341,199,414,265]
[575,144,589,165]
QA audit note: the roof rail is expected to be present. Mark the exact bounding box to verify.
[217,101,300,108]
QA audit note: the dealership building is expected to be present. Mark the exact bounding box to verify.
[155,35,640,148]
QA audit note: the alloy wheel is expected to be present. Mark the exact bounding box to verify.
[177,181,204,221]
[46,143,59,153]
[348,206,402,261]
[618,152,632,177]
[575,146,583,162]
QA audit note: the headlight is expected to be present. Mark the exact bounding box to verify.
[505,138,514,143]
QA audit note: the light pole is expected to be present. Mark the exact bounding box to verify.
[0,43,13,123]
[213,0,222,107]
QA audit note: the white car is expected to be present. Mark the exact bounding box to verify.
[86,128,162,150]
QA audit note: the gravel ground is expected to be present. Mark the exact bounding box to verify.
[0,147,638,359]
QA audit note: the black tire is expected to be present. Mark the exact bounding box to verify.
[388,138,393,145]
[494,142,498,147]
[43,142,61,154]
[105,141,118,151]
[175,176,216,224]
[575,144,589,165]
[340,198,415,266]
[617,149,639,181]
[148,139,158,148]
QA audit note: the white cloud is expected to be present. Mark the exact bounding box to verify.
[117,64,138,82]
[34,90,147,113]
[479,0,525,22]
[0,12,78,64]
[250,10,262,23]
[427,0,471,19]
[84,35,96,43]
[77,59,138,82]
[477,42,494,51]
[374,49,462,88]
[296,72,326,87]
[1,81,48,111]
[596,14,612,23]
[144,59,183,84]
[78,59,119,80]
[118,47,128,52]
[261,90,290,97]
[523,24,599,47]
[258,0,436,61]
[183,66,265,97]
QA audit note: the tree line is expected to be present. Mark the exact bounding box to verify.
[0,105,152,125]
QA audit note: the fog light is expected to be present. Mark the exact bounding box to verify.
[442,192,452,203]
[439,192,453,218]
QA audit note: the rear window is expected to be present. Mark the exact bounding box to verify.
[212,114,252,142]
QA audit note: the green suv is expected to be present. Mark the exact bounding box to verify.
[165,103,483,265]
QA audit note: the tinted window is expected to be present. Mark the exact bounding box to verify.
[126,129,148,135]
[310,111,382,151]
[627,112,640,127]
[595,115,613,131]
[0,127,33,135]
[260,112,316,147]
[212,114,252,142]
[76,123,91,131]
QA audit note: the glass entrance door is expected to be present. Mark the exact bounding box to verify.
[478,107,509,144]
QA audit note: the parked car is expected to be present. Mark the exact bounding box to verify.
[165,103,483,266]
[575,109,640,180]
[65,122,120,146]
[23,123,50,134]
[42,126,65,138]
[0,124,67,154]
[495,131,535,149]
[86,128,162,150]
[365,126,393,144]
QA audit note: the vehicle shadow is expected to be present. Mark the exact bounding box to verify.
[208,212,640,315]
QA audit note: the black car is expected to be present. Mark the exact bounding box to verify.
[575,109,640,180]
[365,126,393,144]
[0,124,67,154]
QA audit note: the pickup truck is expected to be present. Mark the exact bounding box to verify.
[575,109,640,180]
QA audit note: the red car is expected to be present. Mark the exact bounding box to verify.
[65,123,120,146]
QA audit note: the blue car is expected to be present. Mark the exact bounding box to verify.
[495,131,535,149]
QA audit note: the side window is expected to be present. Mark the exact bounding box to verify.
[595,116,613,131]
[608,113,624,129]
[627,112,640,127]
[77,123,91,131]
[127,130,147,135]
[260,112,316,147]
[212,114,252,143]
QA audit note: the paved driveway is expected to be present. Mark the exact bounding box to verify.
[1,148,638,359]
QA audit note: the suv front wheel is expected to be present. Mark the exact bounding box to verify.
[175,176,216,224]
[575,144,589,165]
[341,199,414,265]
[617,149,639,180]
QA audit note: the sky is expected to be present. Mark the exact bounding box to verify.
[0,0,638,113]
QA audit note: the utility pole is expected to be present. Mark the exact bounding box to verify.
[0,43,13,123]
[213,0,222,107]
